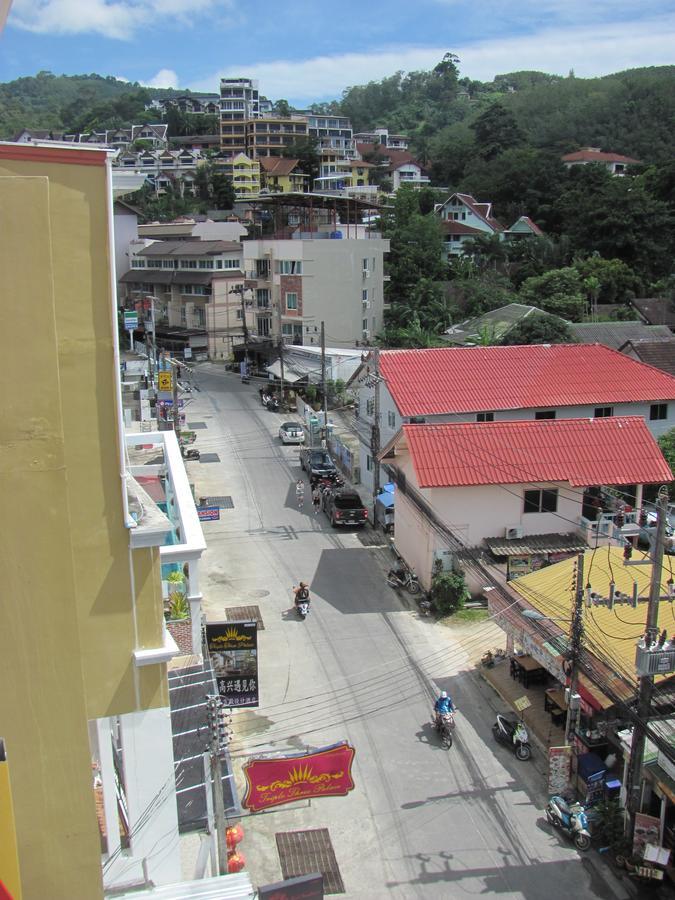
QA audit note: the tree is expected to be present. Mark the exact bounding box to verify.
[448,270,516,318]
[430,570,469,616]
[470,102,525,160]
[518,267,586,320]
[572,256,641,304]
[460,233,510,273]
[281,137,320,186]
[500,312,575,345]
[273,99,292,117]
[657,429,675,499]
[193,162,235,210]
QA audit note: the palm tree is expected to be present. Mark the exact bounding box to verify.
[461,233,509,273]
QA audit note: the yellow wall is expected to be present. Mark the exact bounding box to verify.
[0,145,166,898]
[0,746,22,899]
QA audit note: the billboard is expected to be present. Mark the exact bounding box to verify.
[243,743,355,813]
[205,621,259,707]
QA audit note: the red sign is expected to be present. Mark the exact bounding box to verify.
[243,743,355,813]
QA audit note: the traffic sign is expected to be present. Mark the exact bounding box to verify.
[158,372,172,392]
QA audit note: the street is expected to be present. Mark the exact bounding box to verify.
[184,365,628,900]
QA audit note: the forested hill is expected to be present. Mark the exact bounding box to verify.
[0,72,209,139]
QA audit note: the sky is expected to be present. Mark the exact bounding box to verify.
[1,0,674,104]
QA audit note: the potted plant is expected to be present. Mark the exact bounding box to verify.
[163,568,185,601]
[166,591,190,621]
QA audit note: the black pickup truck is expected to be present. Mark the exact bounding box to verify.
[322,488,369,528]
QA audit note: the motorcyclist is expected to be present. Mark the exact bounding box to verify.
[294,582,310,608]
[434,691,455,726]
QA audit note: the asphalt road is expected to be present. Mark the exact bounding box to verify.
[185,366,629,900]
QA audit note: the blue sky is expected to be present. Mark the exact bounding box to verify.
[1,0,674,104]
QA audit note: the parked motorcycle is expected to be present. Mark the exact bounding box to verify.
[492,713,532,760]
[183,448,200,461]
[546,795,591,851]
[433,710,457,749]
[267,397,280,412]
[387,565,421,595]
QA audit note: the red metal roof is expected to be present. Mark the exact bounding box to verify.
[561,149,641,164]
[401,418,673,488]
[379,344,675,416]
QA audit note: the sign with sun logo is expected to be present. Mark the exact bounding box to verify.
[206,621,259,707]
[243,743,356,812]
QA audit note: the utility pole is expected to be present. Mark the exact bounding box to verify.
[172,360,180,432]
[626,487,669,842]
[206,694,232,875]
[564,553,585,745]
[371,345,381,503]
[276,293,285,408]
[320,321,328,447]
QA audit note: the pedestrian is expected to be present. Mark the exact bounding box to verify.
[312,486,321,515]
[295,479,305,509]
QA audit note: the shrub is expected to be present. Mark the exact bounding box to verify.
[168,591,189,620]
[430,570,469,616]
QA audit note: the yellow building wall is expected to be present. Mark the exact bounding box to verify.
[0,168,104,899]
[0,144,167,898]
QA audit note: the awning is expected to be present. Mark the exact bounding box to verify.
[266,359,303,383]
[578,672,614,710]
[485,532,588,557]
[376,491,394,508]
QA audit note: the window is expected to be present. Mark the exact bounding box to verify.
[408,416,426,424]
[650,403,668,421]
[362,318,368,332]
[362,258,369,272]
[285,292,298,310]
[534,410,556,420]
[476,412,494,422]
[180,260,198,269]
[198,260,213,269]
[594,407,614,418]
[277,260,303,275]
[256,289,269,308]
[194,307,205,327]
[257,316,271,336]
[366,455,373,472]
[523,489,558,514]
[147,259,163,268]
[366,398,375,417]
[388,411,396,428]
[362,289,369,303]
[180,306,187,325]
[236,308,243,320]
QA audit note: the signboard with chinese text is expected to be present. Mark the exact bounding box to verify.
[548,745,572,794]
[243,743,355,813]
[158,371,172,392]
[206,621,258,708]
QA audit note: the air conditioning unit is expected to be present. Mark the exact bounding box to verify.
[362,300,371,309]
[433,548,453,572]
[362,269,370,278]
[362,330,370,340]
[505,525,524,540]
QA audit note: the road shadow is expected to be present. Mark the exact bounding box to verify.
[310,545,409,613]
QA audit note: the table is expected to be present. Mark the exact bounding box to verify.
[512,655,547,688]
[544,688,568,713]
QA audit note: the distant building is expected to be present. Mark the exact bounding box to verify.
[436,192,543,258]
[561,146,642,175]
[353,127,409,150]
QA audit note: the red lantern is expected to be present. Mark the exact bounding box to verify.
[225,823,244,850]
[227,851,246,873]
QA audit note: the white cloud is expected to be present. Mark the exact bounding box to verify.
[189,13,675,103]
[144,68,179,88]
[9,0,234,40]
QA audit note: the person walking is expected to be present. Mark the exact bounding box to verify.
[312,486,321,515]
[295,479,305,509]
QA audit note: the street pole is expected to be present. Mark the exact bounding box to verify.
[206,695,231,875]
[172,361,180,432]
[276,293,285,408]
[320,321,328,447]
[564,553,585,745]
[372,346,381,504]
[626,487,669,842]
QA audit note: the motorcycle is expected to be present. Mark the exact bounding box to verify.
[241,374,250,384]
[294,585,310,620]
[546,795,591,851]
[183,448,200,461]
[387,566,421,595]
[433,710,457,749]
[481,648,507,668]
[492,713,532,761]
[267,397,280,412]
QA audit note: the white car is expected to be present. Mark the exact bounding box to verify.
[279,422,305,445]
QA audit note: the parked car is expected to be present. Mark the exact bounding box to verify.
[279,421,305,445]
[299,448,337,478]
[323,488,369,528]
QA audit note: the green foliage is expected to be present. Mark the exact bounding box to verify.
[518,267,586,320]
[165,108,219,137]
[449,271,516,318]
[130,182,194,223]
[168,592,189,621]
[572,256,641,304]
[431,570,469,617]
[470,102,525,160]
[591,799,625,850]
[657,429,675,499]
[304,384,317,404]
[281,136,321,184]
[500,312,575,346]
[166,570,185,584]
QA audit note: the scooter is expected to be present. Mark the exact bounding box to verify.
[546,795,591,851]
[387,566,421,595]
[433,710,457,749]
[294,585,310,620]
[492,713,532,760]
[183,448,200,461]
[268,398,280,412]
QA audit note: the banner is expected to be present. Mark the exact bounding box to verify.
[243,743,355,813]
[548,745,572,795]
[205,622,259,708]
[633,812,661,859]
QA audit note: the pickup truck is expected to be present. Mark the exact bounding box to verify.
[300,448,338,479]
[323,488,369,528]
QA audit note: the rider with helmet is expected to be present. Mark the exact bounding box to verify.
[434,690,455,726]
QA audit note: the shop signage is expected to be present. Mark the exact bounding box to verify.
[197,506,220,521]
[507,555,531,579]
[522,632,566,683]
[243,743,356,813]
[206,621,259,708]
[123,311,138,330]
[158,371,172,392]
[548,745,572,794]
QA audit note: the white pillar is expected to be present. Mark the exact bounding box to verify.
[93,717,121,859]
[104,707,181,889]
[186,559,203,658]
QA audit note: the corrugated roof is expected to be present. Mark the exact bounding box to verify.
[485,532,587,556]
[510,547,673,688]
[561,148,641,164]
[622,340,675,377]
[379,344,675,416]
[400,417,673,488]
[138,240,241,256]
[570,321,674,349]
